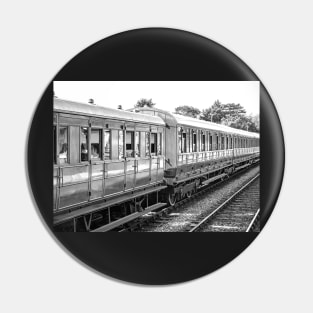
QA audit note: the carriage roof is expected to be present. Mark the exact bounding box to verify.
[54,98,166,126]
[172,113,259,138]
[130,107,259,138]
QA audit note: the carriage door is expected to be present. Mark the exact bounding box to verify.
[135,126,151,188]
[125,124,136,190]
[150,127,164,183]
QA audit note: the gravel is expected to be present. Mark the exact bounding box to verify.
[140,166,260,232]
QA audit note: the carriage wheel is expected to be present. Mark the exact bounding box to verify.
[186,190,192,199]
[168,192,177,206]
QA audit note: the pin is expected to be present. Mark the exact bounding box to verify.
[27,28,284,284]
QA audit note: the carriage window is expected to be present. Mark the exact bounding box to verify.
[145,132,150,156]
[178,129,182,153]
[80,127,88,161]
[135,131,140,157]
[151,133,157,156]
[91,129,102,159]
[118,130,124,159]
[157,133,162,155]
[59,127,68,164]
[53,126,56,164]
[221,136,225,150]
[186,129,190,153]
[178,128,187,153]
[126,131,134,157]
[182,132,187,153]
[192,131,197,152]
[104,130,111,160]
[201,132,205,151]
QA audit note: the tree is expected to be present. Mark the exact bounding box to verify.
[201,100,225,123]
[221,114,259,133]
[249,114,259,132]
[202,101,246,123]
[134,98,156,108]
[174,105,201,118]
[202,100,259,133]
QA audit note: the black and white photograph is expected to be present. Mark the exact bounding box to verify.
[53,81,260,232]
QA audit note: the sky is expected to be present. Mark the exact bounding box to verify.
[54,81,260,115]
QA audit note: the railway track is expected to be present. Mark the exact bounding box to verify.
[189,174,260,232]
[120,164,259,232]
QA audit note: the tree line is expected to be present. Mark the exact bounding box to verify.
[134,98,259,133]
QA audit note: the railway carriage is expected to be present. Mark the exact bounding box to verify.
[53,98,167,231]
[134,108,260,205]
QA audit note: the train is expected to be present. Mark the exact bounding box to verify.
[53,97,259,231]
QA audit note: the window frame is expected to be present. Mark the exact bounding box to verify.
[80,126,89,163]
[58,125,69,165]
[90,128,103,161]
[103,129,112,161]
[125,130,135,158]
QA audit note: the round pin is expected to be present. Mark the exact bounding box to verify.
[27,28,284,284]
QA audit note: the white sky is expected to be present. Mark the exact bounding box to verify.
[54,81,260,115]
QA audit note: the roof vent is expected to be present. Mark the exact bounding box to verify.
[88,99,95,105]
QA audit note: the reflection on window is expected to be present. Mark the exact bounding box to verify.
[151,133,157,156]
[182,132,187,153]
[104,130,111,160]
[221,136,225,150]
[91,129,101,159]
[186,129,190,153]
[192,131,197,152]
[145,132,150,156]
[118,130,124,159]
[81,127,88,161]
[126,131,134,157]
[157,133,162,155]
[59,127,68,164]
[135,131,140,157]
[201,132,205,151]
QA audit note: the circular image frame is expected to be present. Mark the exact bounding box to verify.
[27,28,284,285]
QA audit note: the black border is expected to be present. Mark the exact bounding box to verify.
[27,28,284,285]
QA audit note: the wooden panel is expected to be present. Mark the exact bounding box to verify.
[164,125,177,170]
[90,118,105,127]
[151,126,158,133]
[106,119,124,130]
[125,123,135,130]
[69,126,80,164]
[135,124,150,132]
[59,115,89,126]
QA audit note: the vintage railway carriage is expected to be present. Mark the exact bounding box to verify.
[53,98,166,231]
[134,108,260,205]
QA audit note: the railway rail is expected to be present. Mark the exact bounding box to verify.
[189,174,260,232]
[119,164,259,232]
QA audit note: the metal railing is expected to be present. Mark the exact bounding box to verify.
[177,147,259,165]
